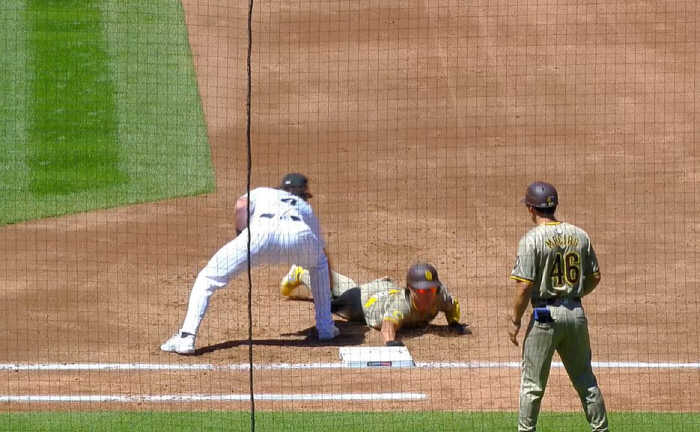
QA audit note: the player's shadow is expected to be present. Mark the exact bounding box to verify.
[398,323,472,340]
[193,321,368,356]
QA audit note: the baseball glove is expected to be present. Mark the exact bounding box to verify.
[385,340,405,347]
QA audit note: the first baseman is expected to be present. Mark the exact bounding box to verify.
[508,181,609,432]
[281,263,467,345]
[161,173,339,355]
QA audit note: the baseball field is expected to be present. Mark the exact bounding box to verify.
[1,0,700,431]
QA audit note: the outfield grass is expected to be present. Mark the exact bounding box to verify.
[0,0,214,225]
[1,411,699,432]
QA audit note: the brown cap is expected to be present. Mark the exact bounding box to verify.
[521,181,558,208]
[406,263,442,290]
[281,173,308,189]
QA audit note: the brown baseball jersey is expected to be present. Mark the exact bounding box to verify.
[510,221,600,299]
[511,219,609,431]
[360,278,460,329]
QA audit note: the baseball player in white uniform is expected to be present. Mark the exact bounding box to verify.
[161,173,339,355]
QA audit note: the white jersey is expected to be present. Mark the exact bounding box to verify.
[243,187,324,249]
[177,185,335,340]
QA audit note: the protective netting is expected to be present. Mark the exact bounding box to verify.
[1,0,699,431]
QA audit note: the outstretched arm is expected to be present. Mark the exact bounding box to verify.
[380,320,400,346]
[443,297,461,325]
[443,298,470,334]
[438,287,469,334]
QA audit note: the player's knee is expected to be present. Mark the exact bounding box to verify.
[194,272,227,293]
[317,252,328,268]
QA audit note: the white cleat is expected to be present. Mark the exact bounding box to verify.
[160,332,196,355]
[318,324,340,341]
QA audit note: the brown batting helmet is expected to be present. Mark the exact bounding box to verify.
[406,263,442,290]
[521,181,558,209]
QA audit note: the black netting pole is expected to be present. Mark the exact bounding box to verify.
[245,0,256,429]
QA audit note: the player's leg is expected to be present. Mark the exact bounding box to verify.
[307,254,338,340]
[182,228,271,333]
[281,267,356,299]
[330,271,358,297]
[162,233,252,354]
[281,228,338,340]
[288,266,362,321]
[279,264,307,297]
[330,287,364,321]
[518,318,558,432]
[557,306,609,432]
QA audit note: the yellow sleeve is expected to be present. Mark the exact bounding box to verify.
[510,275,534,283]
[382,310,405,328]
[444,298,461,324]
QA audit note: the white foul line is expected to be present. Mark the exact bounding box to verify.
[1,361,699,372]
[0,393,427,403]
[0,363,343,371]
[418,361,700,369]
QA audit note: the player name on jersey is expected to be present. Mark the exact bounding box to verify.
[545,234,580,249]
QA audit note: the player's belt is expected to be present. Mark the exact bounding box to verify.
[532,297,581,307]
[260,213,301,222]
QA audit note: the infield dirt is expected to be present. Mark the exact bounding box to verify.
[1,0,699,413]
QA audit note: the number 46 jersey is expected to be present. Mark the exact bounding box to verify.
[510,222,600,299]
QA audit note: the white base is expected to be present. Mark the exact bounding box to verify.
[339,346,415,368]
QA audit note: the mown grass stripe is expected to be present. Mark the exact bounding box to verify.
[2,0,213,226]
[26,0,126,197]
[103,0,215,196]
[0,0,29,208]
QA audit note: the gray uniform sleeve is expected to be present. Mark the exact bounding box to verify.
[435,286,454,311]
[584,241,600,276]
[438,286,461,324]
[511,235,537,282]
[381,296,412,329]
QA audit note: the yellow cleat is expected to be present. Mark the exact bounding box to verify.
[280,265,309,298]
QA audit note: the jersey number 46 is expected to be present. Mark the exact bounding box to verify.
[550,252,580,286]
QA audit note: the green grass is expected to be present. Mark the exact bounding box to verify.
[0,0,28,212]
[0,0,214,225]
[1,412,699,432]
[27,0,126,196]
